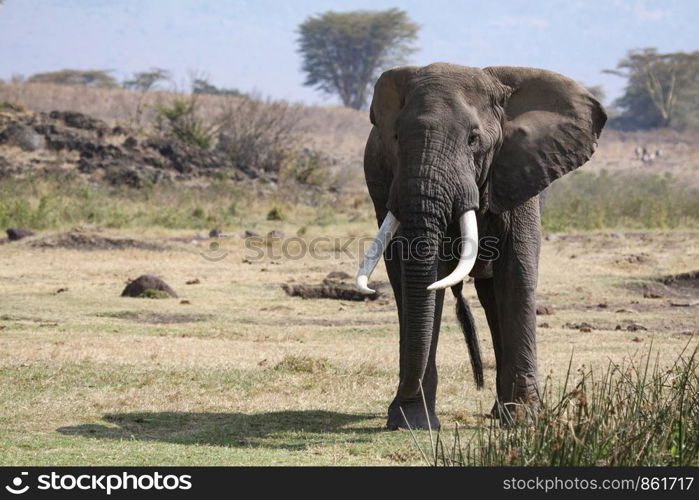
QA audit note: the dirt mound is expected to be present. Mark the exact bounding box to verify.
[615,253,656,265]
[659,271,699,297]
[635,270,699,299]
[0,123,45,151]
[121,275,178,298]
[6,228,34,241]
[536,305,555,315]
[564,321,596,332]
[30,230,169,251]
[282,272,388,301]
[48,110,109,132]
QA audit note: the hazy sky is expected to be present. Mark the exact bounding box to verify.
[1,0,697,106]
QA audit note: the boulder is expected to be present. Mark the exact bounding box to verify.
[1,124,45,151]
[48,111,107,132]
[7,228,34,241]
[121,275,178,298]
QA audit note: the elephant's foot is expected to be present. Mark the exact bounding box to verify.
[386,396,440,431]
[489,398,541,425]
[490,374,541,422]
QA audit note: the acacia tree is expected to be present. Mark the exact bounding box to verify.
[606,48,699,130]
[297,9,418,110]
[123,68,170,92]
[192,78,242,96]
[27,69,118,89]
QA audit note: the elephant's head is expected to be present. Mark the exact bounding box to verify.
[356,63,606,398]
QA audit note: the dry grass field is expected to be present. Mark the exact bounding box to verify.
[0,222,697,465]
[0,82,698,465]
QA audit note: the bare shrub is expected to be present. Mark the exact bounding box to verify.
[214,97,350,192]
[215,96,300,178]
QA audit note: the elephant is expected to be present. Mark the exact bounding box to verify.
[354,63,606,430]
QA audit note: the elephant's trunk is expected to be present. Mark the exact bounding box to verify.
[397,218,440,399]
[393,134,480,399]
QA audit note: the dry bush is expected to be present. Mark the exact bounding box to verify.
[215,97,301,177]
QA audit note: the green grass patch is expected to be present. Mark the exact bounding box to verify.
[274,355,331,374]
[543,170,699,231]
[0,170,350,231]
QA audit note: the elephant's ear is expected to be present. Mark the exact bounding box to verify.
[484,66,607,214]
[369,66,419,137]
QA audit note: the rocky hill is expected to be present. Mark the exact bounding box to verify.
[1,82,698,192]
[0,106,294,188]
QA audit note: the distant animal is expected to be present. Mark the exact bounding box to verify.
[355,63,606,430]
[642,148,663,163]
[637,146,662,163]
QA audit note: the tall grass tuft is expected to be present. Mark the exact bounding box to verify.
[407,345,699,466]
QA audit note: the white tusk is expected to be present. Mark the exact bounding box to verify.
[427,210,478,291]
[355,212,400,294]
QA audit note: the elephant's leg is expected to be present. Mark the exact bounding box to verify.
[474,278,504,416]
[387,266,444,431]
[492,198,542,416]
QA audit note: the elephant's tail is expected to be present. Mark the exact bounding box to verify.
[452,282,484,389]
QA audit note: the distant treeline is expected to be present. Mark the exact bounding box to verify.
[5,47,698,132]
[12,68,243,98]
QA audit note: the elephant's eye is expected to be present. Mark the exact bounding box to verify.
[468,131,479,147]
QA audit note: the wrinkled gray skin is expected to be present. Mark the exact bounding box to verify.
[363,63,606,430]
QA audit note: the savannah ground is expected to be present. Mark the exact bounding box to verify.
[0,222,697,465]
[0,83,698,465]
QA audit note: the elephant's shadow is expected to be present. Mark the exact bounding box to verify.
[57,410,380,450]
